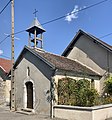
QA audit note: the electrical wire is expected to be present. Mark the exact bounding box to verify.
[42,0,109,26]
[0,0,11,15]
[0,30,25,45]
[0,0,110,45]
[2,30,112,59]
[0,35,10,44]
[99,32,112,39]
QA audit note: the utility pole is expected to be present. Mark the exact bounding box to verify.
[11,0,15,111]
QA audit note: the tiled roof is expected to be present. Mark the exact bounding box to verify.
[30,48,100,76]
[0,58,11,73]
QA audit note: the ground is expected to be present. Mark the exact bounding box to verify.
[0,106,112,120]
[0,106,65,120]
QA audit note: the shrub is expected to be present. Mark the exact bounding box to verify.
[58,77,100,107]
[105,76,112,95]
[101,96,112,104]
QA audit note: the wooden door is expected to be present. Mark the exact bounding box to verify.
[26,82,33,109]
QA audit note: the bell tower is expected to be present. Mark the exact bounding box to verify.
[26,10,45,49]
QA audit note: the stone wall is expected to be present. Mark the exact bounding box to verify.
[54,104,112,120]
[0,77,6,105]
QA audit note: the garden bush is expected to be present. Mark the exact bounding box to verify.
[105,76,112,95]
[58,77,100,107]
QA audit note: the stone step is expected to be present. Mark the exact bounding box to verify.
[16,110,33,115]
[16,108,35,115]
[21,108,33,112]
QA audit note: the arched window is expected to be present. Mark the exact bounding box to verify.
[27,67,30,77]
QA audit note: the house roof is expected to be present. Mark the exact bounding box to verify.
[18,46,100,77]
[62,29,112,57]
[0,58,11,73]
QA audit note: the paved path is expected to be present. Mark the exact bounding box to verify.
[1,106,112,120]
[0,106,65,120]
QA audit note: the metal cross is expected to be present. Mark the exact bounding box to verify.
[33,9,38,17]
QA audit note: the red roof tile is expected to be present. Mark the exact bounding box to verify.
[0,58,12,73]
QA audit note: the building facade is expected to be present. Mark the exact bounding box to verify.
[14,46,100,115]
[62,30,112,94]
[0,58,11,105]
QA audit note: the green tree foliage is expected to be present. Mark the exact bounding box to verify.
[105,76,112,95]
[58,77,99,107]
[101,76,112,104]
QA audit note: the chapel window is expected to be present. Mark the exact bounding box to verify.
[27,67,30,77]
[91,79,94,88]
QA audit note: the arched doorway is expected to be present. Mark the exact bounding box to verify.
[25,82,33,109]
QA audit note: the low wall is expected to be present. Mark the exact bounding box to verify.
[54,104,112,120]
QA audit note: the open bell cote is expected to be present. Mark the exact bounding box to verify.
[26,17,46,49]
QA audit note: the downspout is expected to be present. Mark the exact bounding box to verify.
[51,76,54,119]
[107,50,109,75]
[50,68,57,119]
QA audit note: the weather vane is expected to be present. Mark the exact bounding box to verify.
[33,9,38,17]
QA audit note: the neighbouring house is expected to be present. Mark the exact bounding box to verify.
[62,29,112,94]
[13,17,101,116]
[0,58,11,105]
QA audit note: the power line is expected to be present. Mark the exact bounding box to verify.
[0,35,10,44]
[0,0,111,59]
[99,32,112,39]
[42,0,110,26]
[0,0,111,45]
[0,30,25,45]
[1,32,112,59]
[0,0,11,15]
[1,31,112,59]
[14,30,26,35]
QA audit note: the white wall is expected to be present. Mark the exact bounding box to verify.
[5,80,11,104]
[14,51,53,115]
[54,104,112,120]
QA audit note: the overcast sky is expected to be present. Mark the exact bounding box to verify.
[0,0,112,59]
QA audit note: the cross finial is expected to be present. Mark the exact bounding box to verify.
[33,9,38,17]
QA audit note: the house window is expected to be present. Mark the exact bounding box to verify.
[91,79,94,88]
[27,67,30,77]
